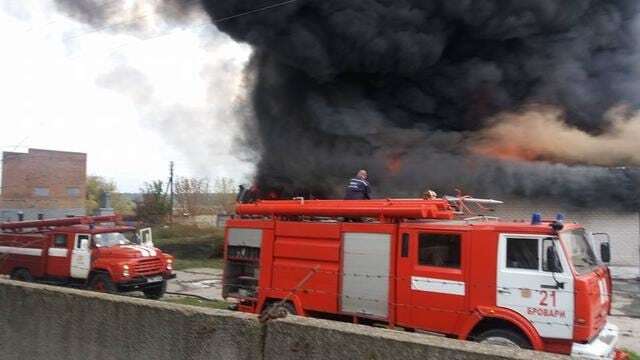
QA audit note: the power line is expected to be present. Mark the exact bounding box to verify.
[10,137,29,152]
[60,0,299,42]
[210,0,299,24]
[15,0,301,64]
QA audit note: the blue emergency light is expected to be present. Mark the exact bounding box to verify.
[551,213,565,231]
[531,212,542,225]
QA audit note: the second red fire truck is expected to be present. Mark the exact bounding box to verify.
[0,215,175,299]
[223,197,623,358]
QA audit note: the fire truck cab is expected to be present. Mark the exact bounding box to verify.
[0,215,175,299]
[223,198,622,358]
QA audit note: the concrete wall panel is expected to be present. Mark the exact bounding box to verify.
[0,279,263,360]
[264,316,566,360]
[0,279,568,360]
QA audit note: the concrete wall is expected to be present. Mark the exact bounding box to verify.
[0,279,263,360]
[0,279,567,360]
[265,316,564,360]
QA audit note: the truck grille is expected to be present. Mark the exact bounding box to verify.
[134,258,164,276]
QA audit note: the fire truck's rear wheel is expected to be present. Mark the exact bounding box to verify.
[262,302,297,318]
[10,268,33,282]
[476,329,530,349]
[89,273,117,293]
[143,280,167,300]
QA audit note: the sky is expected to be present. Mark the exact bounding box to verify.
[0,1,252,192]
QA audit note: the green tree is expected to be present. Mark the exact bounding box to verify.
[86,176,134,215]
[135,180,171,225]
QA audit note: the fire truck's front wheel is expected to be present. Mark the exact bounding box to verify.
[89,273,117,293]
[142,281,167,300]
[476,329,530,349]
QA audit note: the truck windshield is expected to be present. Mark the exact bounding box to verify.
[94,232,132,248]
[560,228,599,275]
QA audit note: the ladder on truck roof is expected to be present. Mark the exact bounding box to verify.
[235,198,456,220]
[235,196,503,221]
[0,215,121,232]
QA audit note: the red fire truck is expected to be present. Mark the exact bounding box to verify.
[0,215,175,299]
[223,198,624,358]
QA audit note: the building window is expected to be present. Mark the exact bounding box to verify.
[67,187,81,197]
[33,187,49,197]
[418,233,461,268]
[506,238,539,270]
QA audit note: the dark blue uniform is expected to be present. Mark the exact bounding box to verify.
[344,178,371,200]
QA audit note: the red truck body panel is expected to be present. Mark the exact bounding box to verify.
[0,233,48,277]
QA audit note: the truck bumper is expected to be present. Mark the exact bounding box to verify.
[571,322,619,359]
[117,273,176,292]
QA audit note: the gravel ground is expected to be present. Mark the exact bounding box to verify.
[166,268,223,301]
[610,278,640,353]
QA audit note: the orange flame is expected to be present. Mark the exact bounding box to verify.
[386,154,403,174]
[472,144,546,162]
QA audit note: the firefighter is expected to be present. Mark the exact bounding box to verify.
[344,170,371,200]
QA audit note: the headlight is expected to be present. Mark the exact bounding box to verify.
[122,264,130,277]
[166,259,173,271]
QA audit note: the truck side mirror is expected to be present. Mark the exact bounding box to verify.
[592,232,611,264]
[600,242,611,263]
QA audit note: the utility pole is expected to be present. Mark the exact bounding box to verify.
[168,161,174,223]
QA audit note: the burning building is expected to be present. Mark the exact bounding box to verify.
[491,196,640,267]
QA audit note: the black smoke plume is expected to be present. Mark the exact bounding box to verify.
[202,0,640,208]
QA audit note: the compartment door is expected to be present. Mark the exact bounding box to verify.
[46,233,72,277]
[341,232,391,319]
[405,231,466,333]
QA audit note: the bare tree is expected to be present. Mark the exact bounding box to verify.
[174,177,211,216]
[212,177,236,214]
[214,177,235,194]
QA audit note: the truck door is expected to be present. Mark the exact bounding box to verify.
[496,234,574,339]
[46,234,72,278]
[396,229,467,333]
[70,234,91,279]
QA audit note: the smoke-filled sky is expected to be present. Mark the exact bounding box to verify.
[0,0,251,192]
[202,0,640,207]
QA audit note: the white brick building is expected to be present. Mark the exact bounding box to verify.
[490,198,639,267]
